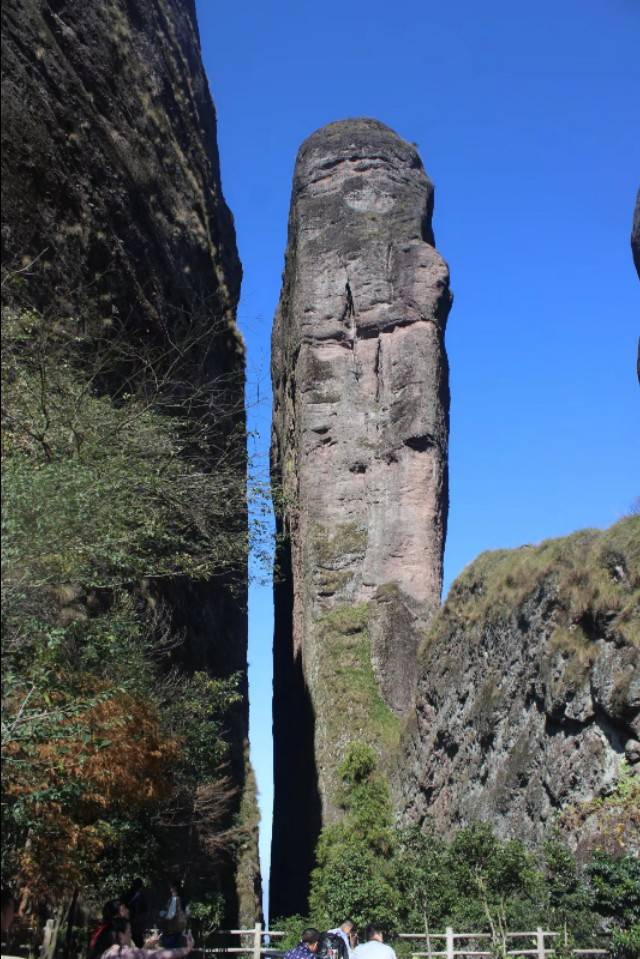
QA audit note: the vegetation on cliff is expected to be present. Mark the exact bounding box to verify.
[276,744,639,950]
[0,305,257,911]
[398,517,639,857]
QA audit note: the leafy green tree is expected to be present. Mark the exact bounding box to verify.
[308,743,400,931]
[587,852,640,927]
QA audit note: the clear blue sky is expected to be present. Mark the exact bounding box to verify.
[195,0,639,910]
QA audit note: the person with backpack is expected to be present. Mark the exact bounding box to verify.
[328,922,356,958]
[317,925,352,959]
[159,883,188,948]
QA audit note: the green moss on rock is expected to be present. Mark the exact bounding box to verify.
[313,602,400,803]
[425,516,640,657]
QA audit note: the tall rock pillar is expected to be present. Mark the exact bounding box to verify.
[270,119,452,915]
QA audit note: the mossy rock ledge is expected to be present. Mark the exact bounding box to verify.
[395,516,640,859]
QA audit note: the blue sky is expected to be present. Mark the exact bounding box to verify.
[195,0,639,906]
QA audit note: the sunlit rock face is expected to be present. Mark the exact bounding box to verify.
[270,118,451,915]
[1,0,260,923]
[396,519,640,861]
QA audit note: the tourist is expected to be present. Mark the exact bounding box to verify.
[1,888,16,941]
[101,917,193,959]
[89,900,130,959]
[159,883,188,949]
[123,879,149,947]
[283,928,321,959]
[328,922,356,958]
[352,925,396,959]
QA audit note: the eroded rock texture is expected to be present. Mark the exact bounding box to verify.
[397,518,640,860]
[1,0,260,922]
[633,191,640,383]
[271,119,451,914]
[632,190,640,279]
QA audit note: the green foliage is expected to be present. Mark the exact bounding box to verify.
[189,892,226,942]
[299,760,636,946]
[1,306,252,905]
[269,915,311,952]
[587,852,640,925]
[611,924,640,959]
[308,744,399,930]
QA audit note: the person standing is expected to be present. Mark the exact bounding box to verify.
[159,884,188,949]
[124,879,149,948]
[89,900,129,959]
[352,926,396,959]
[328,922,355,959]
[100,917,193,959]
[284,928,321,959]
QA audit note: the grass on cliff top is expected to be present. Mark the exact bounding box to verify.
[423,516,639,656]
[314,603,401,791]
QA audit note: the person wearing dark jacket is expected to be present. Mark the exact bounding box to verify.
[124,880,148,947]
[88,900,129,959]
[284,929,321,959]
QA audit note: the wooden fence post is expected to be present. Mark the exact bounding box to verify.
[536,929,545,959]
[445,928,454,959]
[253,922,262,959]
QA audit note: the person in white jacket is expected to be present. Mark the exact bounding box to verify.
[352,926,396,959]
[328,922,356,959]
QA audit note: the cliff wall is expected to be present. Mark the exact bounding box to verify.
[397,518,640,859]
[1,0,260,922]
[270,119,451,915]
[632,190,640,278]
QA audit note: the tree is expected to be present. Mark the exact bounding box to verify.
[308,743,400,930]
[1,302,257,912]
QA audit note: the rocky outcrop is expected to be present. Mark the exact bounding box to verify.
[1,0,259,922]
[271,119,451,915]
[397,517,640,860]
[632,190,640,279]
[633,191,640,384]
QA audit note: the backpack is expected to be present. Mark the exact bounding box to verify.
[317,933,348,959]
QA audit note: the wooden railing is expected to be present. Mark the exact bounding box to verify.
[197,925,286,959]
[3,922,611,959]
[399,928,609,959]
[196,926,609,959]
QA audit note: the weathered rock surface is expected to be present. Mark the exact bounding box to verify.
[397,518,640,860]
[632,190,640,279]
[1,0,260,922]
[633,191,640,383]
[271,118,451,915]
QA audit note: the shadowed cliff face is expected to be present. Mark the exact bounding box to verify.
[270,118,451,915]
[1,0,241,335]
[1,0,260,923]
[632,191,640,279]
[397,518,640,860]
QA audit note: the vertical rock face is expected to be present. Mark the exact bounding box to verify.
[633,191,640,382]
[271,119,451,915]
[1,0,260,922]
[396,518,640,859]
[632,190,640,279]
